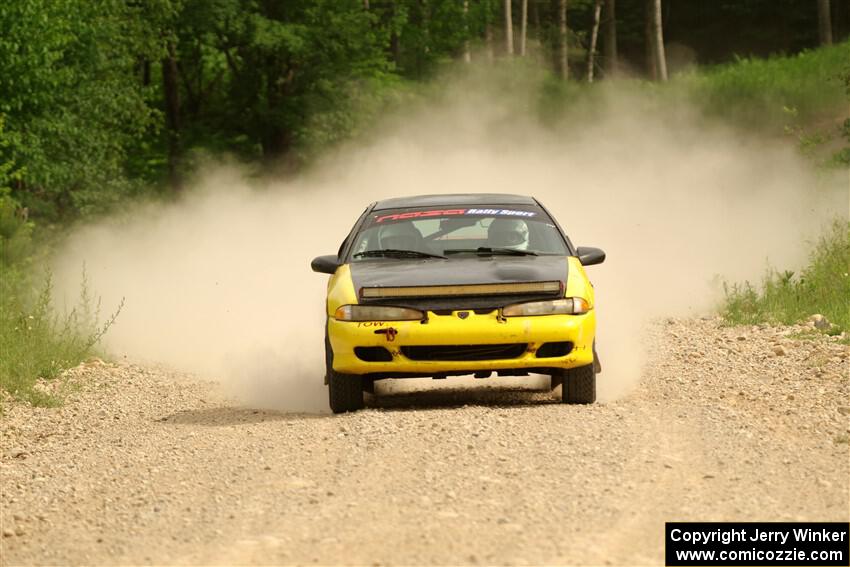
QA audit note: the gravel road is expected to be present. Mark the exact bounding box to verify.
[1,318,848,566]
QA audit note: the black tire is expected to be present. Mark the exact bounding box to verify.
[325,327,364,413]
[561,364,596,404]
[592,341,602,374]
[328,370,364,413]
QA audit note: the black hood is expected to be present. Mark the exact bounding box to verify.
[350,255,569,311]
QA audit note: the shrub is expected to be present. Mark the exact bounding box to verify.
[722,220,850,334]
[0,197,122,406]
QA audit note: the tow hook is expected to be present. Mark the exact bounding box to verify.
[374,327,398,342]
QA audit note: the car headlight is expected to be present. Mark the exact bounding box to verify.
[334,305,425,322]
[501,298,590,317]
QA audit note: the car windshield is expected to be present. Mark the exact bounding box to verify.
[349,204,568,261]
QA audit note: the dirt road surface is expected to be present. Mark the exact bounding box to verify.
[1,318,848,566]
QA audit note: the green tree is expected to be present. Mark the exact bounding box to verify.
[0,0,155,218]
[170,0,394,160]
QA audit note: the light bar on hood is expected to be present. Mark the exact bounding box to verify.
[360,281,562,299]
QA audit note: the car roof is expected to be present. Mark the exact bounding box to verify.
[372,193,537,211]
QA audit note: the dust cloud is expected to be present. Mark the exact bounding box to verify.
[53,67,845,411]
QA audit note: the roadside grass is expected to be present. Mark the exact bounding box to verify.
[697,45,849,333]
[0,270,123,407]
[1,195,122,407]
[721,220,850,339]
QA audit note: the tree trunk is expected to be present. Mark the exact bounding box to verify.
[519,0,528,56]
[390,0,401,66]
[486,23,495,61]
[651,0,667,81]
[558,0,568,80]
[141,59,151,87]
[603,0,618,76]
[587,0,602,82]
[644,0,656,80]
[645,0,666,81]
[162,42,181,192]
[421,0,431,55]
[463,0,472,62]
[504,0,514,55]
[532,0,541,47]
[261,67,294,159]
[818,0,833,45]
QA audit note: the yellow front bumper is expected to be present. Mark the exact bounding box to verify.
[328,310,595,375]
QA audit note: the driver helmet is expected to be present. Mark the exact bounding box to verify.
[378,222,425,251]
[487,218,530,250]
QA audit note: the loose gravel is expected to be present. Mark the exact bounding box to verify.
[1,318,847,565]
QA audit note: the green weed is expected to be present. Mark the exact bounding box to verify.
[722,220,850,333]
[0,268,123,406]
[1,195,123,406]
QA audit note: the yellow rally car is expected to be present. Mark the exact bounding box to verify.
[311,194,605,413]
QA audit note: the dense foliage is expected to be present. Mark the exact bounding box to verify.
[0,0,155,218]
[0,0,847,222]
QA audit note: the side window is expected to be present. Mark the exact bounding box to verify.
[340,207,371,259]
[351,231,373,255]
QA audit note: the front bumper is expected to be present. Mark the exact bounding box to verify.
[328,309,595,376]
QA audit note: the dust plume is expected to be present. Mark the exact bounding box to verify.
[53,67,845,410]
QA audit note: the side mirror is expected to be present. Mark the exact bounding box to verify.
[576,246,605,266]
[311,255,340,274]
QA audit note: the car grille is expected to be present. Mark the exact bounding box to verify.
[429,308,496,316]
[401,343,527,361]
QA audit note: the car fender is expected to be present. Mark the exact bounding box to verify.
[326,264,358,317]
[564,256,595,308]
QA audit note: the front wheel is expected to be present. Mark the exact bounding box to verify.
[561,364,596,404]
[325,328,364,413]
[328,370,364,413]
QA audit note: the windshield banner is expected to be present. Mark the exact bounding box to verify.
[374,208,537,224]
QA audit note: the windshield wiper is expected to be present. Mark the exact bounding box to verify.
[354,249,447,260]
[444,247,538,256]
